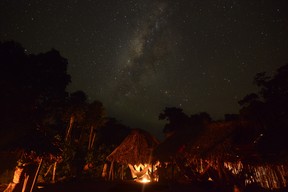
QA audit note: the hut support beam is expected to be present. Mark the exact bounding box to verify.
[121,165,124,180]
[108,161,114,181]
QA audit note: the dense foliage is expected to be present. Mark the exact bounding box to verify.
[239,63,288,154]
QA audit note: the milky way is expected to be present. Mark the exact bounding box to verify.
[104,1,182,131]
[110,1,173,98]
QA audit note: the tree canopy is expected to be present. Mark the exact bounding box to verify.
[239,63,288,153]
[0,41,70,153]
[159,107,211,137]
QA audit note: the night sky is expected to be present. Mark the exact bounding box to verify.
[1,0,288,139]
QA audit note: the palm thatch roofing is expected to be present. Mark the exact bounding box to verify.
[106,129,159,165]
[185,121,261,163]
[186,122,236,160]
[184,121,288,190]
[153,129,193,162]
[153,120,262,163]
[153,121,288,190]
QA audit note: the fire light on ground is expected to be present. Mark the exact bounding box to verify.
[137,177,151,183]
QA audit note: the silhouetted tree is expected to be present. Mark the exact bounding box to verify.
[0,41,70,153]
[159,107,190,136]
[224,114,240,121]
[159,107,211,137]
[239,63,288,154]
[64,90,88,143]
[98,118,130,146]
[190,112,212,126]
[85,100,107,150]
[83,118,131,178]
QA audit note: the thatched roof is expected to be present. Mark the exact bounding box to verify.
[153,129,192,162]
[106,129,159,165]
[154,120,262,163]
[153,121,238,161]
[185,120,263,163]
[186,121,235,160]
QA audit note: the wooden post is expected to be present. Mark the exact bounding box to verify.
[151,163,154,182]
[44,164,52,177]
[108,161,114,181]
[91,133,96,149]
[112,164,115,181]
[171,162,174,181]
[121,165,124,180]
[101,163,108,179]
[30,158,43,192]
[52,162,57,183]
[22,175,29,192]
[65,115,75,141]
[88,126,94,150]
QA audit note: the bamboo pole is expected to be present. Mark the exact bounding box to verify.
[108,161,114,181]
[44,164,52,177]
[52,162,57,183]
[91,133,96,149]
[65,115,75,141]
[112,165,114,181]
[171,163,174,181]
[102,163,108,179]
[121,165,124,180]
[30,158,43,192]
[22,175,29,192]
[88,126,93,150]
[151,163,153,175]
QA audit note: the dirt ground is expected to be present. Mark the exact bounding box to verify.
[34,181,217,192]
[1,181,286,192]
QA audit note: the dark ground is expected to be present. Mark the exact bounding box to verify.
[0,181,217,192]
[35,181,217,192]
[1,180,286,192]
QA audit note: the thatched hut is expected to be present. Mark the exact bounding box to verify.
[105,129,159,182]
[183,121,288,190]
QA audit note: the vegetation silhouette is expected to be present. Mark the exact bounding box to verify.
[0,41,70,153]
[239,63,288,155]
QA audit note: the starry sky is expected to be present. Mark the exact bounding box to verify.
[1,0,288,139]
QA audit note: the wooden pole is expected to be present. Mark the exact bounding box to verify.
[91,133,96,149]
[22,175,29,192]
[88,126,93,150]
[171,163,174,181]
[111,162,115,181]
[101,163,108,179]
[108,161,114,181]
[151,163,154,181]
[44,164,52,177]
[65,115,74,141]
[121,165,124,180]
[52,162,57,183]
[30,158,43,192]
